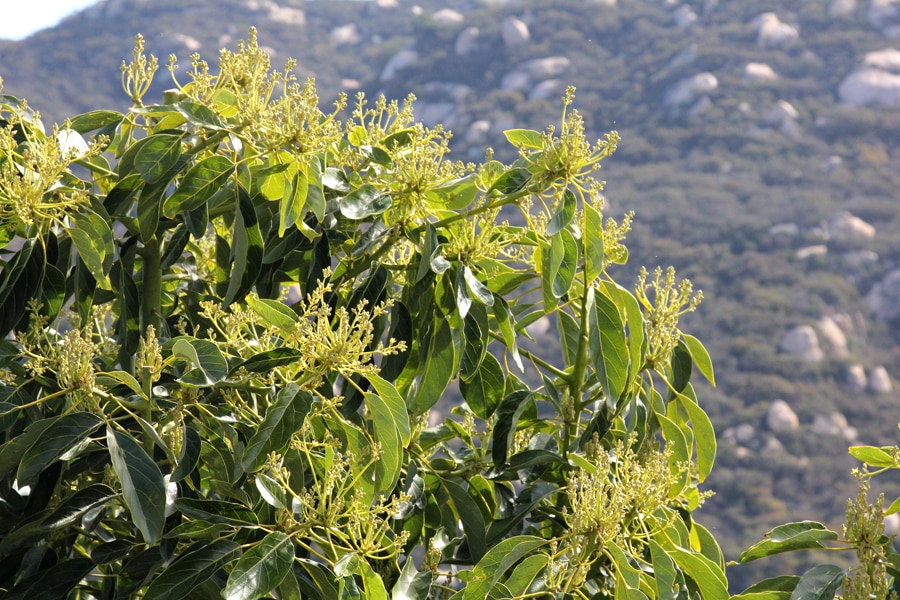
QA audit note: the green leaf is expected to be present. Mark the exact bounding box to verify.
[487,167,531,196]
[0,416,57,481]
[848,445,897,468]
[649,541,679,600]
[341,184,392,219]
[364,390,402,495]
[40,484,116,532]
[242,385,313,472]
[739,522,839,563]
[279,169,308,236]
[503,553,548,598]
[503,129,544,149]
[588,287,629,405]
[175,100,227,129]
[107,426,166,544]
[134,133,183,184]
[17,412,103,487]
[163,155,233,217]
[172,337,228,386]
[455,266,472,319]
[68,209,114,290]
[601,281,646,384]
[657,413,690,498]
[247,295,299,334]
[736,575,801,600]
[426,176,478,211]
[367,373,411,446]
[392,557,432,600]
[304,156,326,221]
[682,333,715,387]
[409,317,456,415]
[669,547,728,600]
[676,393,716,482]
[463,266,494,307]
[444,479,487,563]
[232,348,304,373]
[144,540,241,600]
[172,426,201,482]
[459,351,505,419]
[461,536,545,600]
[224,532,295,600]
[96,370,144,397]
[584,202,605,282]
[174,498,259,526]
[790,565,846,600]
[543,228,579,300]
[224,189,264,306]
[493,297,523,372]
[359,560,388,600]
[68,109,124,133]
[547,189,577,236]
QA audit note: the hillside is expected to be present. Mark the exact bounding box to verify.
[3,0,900,589]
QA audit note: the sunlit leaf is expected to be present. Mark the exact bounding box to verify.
[224,532,294,600]
[107,427,166,544]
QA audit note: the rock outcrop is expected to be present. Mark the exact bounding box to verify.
[501,16,530,47]
[745,62,778,81]
[752,13,798,49]
[780,325,824,361]
[767,400,800,433]
[818,316,848,355]
[380,49,418,81]
[867,269,900,320]
[847,364,868,392]
[455,26,480,55]
[869,366,893,393]
[665,73,718,106]
[432,9,464,26]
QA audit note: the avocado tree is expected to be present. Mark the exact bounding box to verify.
[0,30,824,600]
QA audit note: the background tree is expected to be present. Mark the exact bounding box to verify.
[0,30,886,600]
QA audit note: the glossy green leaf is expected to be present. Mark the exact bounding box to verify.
[547,189,577,236]
[456,266,472,319]
[134,133,182,184]
[17,412,102,487]
[107,427,166,544]
[392,557,432,600]
[848,445,897,468]
[0,417,57,481]
[649,541,679,600]
[503,553,548,598]
[675,393,716,482]
[669,547,728,600]
[601,281,646,383]
[175,100,227,130]
[367,373,410,446]
[409,317,456,415]
[68,109,124,133]
[735,575,801,600]
[682,333,715,387]
[247,295,298,333]
[96,370,144,397]
[279,169,308,236]
[789,565,846,600]
[487,167,531,196]
[144,540,241,600]
[172,426,201,482]
[427,176,478,211]
[172,337,228,386]
[163,155,233,217]
[584,202,605,282]
[174,498,259,526]
[242,385,313,472]
[359,560,388,600]
[657,413,690,497]
[503,129,544,149]
[40,484,116,532]
[543,228,579,300]
[588,287,629,404]
[68,209,113,290]
[341,184,392,219]
[224,532,295,600]
[364,390,402,494]
[461,536,545,600]
[224,189,264,306]
[739,522,839,563]
[463,265,494,307]
[232,348,304,373]
[459,351,505,420]
[493,297,523,372]
[445,479,488,563]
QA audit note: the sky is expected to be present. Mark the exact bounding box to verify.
[0,0,103,40]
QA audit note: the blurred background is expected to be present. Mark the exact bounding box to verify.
[3,0,900,590]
